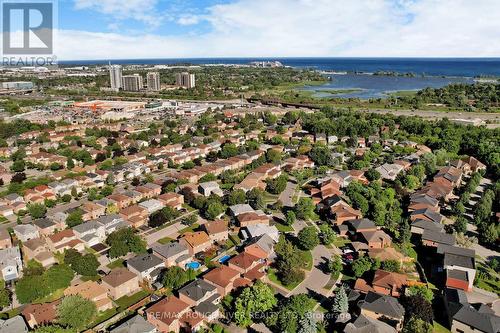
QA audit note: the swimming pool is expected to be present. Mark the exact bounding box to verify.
[218,255,231,263]
[185,261,201,270]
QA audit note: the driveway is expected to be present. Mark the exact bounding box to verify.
[289,244,332,296]
[278,181,297,208]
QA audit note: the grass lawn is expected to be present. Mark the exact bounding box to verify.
[33,288,65,303]
[474,263,500,296]
[116,290,150,311]
[301,250,313,270]
[0,307,22,319]
[81,275,101,282]
[179,223,200,235]
[331,238,351,248]
[90,307,117,328]
[433,322,451,333]
[273,222,294,233]
[228,233,241,246]
[267,268,302,291]
[107,258,125,269]
[157,236,174,245]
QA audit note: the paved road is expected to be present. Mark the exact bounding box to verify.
[278,181,297,208]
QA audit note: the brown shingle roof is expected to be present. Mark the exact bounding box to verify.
[101,268,137,287]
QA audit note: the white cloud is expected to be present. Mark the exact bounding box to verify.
[58,0,500,59]
[73,0,162,28]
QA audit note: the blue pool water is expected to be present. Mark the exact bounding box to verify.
[218,255,231,263]
[186,262,200,270]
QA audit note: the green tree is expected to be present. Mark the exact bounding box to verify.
[34,325,74,333]
[205,201,225,220]
[162,266,196,290]
[221,143,238,158]
[351,256,373,277]
[319,224,336,245]
[28,203,46,219]
[308,146,334,166]
[285,211,296,226]
[11,159,25,172]
[57,295,96,329]
[381,260,401,272]
[106,228,146,258]
[45,264,74,292]
[295,197,315,220]
[233,281,277,327]
[65,209,83,227]
[402,317,432,333]
[326,255,342,274]
[247,188,266,210]
[407,285,434,303]
[297,313,316,333]
[332,285,348,314]
[71,253,99,277]
[297,226,319,251]
[227,189,246,205]
[0,288,11,308]
[15,275,48,303]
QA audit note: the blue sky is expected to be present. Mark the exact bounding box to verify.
[50,0,500,60]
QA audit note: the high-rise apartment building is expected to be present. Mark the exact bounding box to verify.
[175,72,195,88]
[109,64,123,91]
[147,72,161,91]
[122,74,143,92]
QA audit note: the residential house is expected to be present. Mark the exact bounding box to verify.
[344,314,396,333]
[421,229,455,248]
[439,245,476,292]
[0,247,22,281]
[33,218,61,237]
[0,230,11,249]
[13,224,39,242]
[354,270,408,297]
[109,314,157,333]
[64,281,113,312]
[22,301,59,329]
[410,219,444,235]
[228,252,263,274]
[241,224,280,243]
[97,214,128,234]
[0,316,28,333]
[462,156,487,173]
[81,202,106,221]
[444,288,500,333]
[139,199,165,215]
[375,163,404,181]
[178,279,221,322]
[101,268,141,300]
[198,181,224,197]
[158,192,184,210]
[180,231,212,256]
[358,291,405,331]
[46,229,85,253]
[203,265,241,296]
[358,230,392,249]
[152,242,191,268]
[22,238,56,268]
[244,234,276,261]
[120,205,149,228]
[72,220,106,247]
[202,220,229,243]
[146,296,199,333]
[236,211,270,227]
[127,253,165,282]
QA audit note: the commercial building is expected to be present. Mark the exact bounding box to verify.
[1,81,34,90]
[147,72,161,91]
[122,74,144,92]
[175,72,195,88]
[109,64,123,91]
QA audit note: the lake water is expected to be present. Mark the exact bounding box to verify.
[300,73,474,99]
